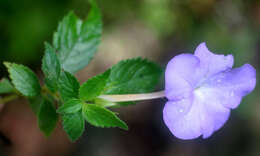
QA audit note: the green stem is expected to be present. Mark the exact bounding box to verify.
[42,85,60,101]
[99,90,165,102]
[0,94,19,104]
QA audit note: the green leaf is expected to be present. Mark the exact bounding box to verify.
[42,42,61,92]
[28,95,44,115]
[0,78,15,94]
[57,98,82,114]
[44,78,57,93]
[94,97,116,107]
[79,70,109,101]
[4,62,41,97]
[58,71,80,102]
[82,104,128,130]
[38,98,58,136]
[104,58,162,94]
[53,0,102,73]
[62,112,85,142]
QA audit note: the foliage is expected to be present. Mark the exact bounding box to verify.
[0,0,162,142]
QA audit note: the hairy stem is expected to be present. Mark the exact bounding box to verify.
[99,90,165,102]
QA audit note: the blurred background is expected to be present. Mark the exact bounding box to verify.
[0,0,260,155]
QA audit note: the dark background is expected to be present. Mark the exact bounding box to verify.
[0,0,260,155]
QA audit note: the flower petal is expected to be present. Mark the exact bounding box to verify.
[193,88,230,138]
[165,54,203,100]
[204,64,256,109]
[194,42,234,77]
[164,87,231,139]
[163,98,202,140]
[164,43,256,140]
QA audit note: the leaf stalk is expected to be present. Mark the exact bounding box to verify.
[99,90,165,102]
[0,94,19,105]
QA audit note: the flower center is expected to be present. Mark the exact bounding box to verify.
[193,86,211,101]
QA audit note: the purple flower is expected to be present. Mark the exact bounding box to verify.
[163,42,256,140]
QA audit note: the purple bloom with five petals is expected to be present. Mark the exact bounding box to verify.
[163,42,256,140]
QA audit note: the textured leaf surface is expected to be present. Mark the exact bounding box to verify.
[58,71,80,102]
[38,98,58,136]
[42,42,61,92]
[0,78,15,94]
[79,71,109,101]
[57,98,82,114]
[83,104,128,130]
[53,0,102,73]
[4,62,41,97]
[62,112,85,142]
[104,58,162,94]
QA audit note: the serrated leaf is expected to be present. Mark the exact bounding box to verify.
[38,98,58,136]
[58,71,80,102]
[53,0,102,73]
[82,104,128,130]
[4,62,41,97]
[104,58,162,95]
[57,98,82,114]
[42,42,61,92]
[0,78,15,94]
[62,112,85,142]
[79,70,109,101]
[28,95,44,115]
